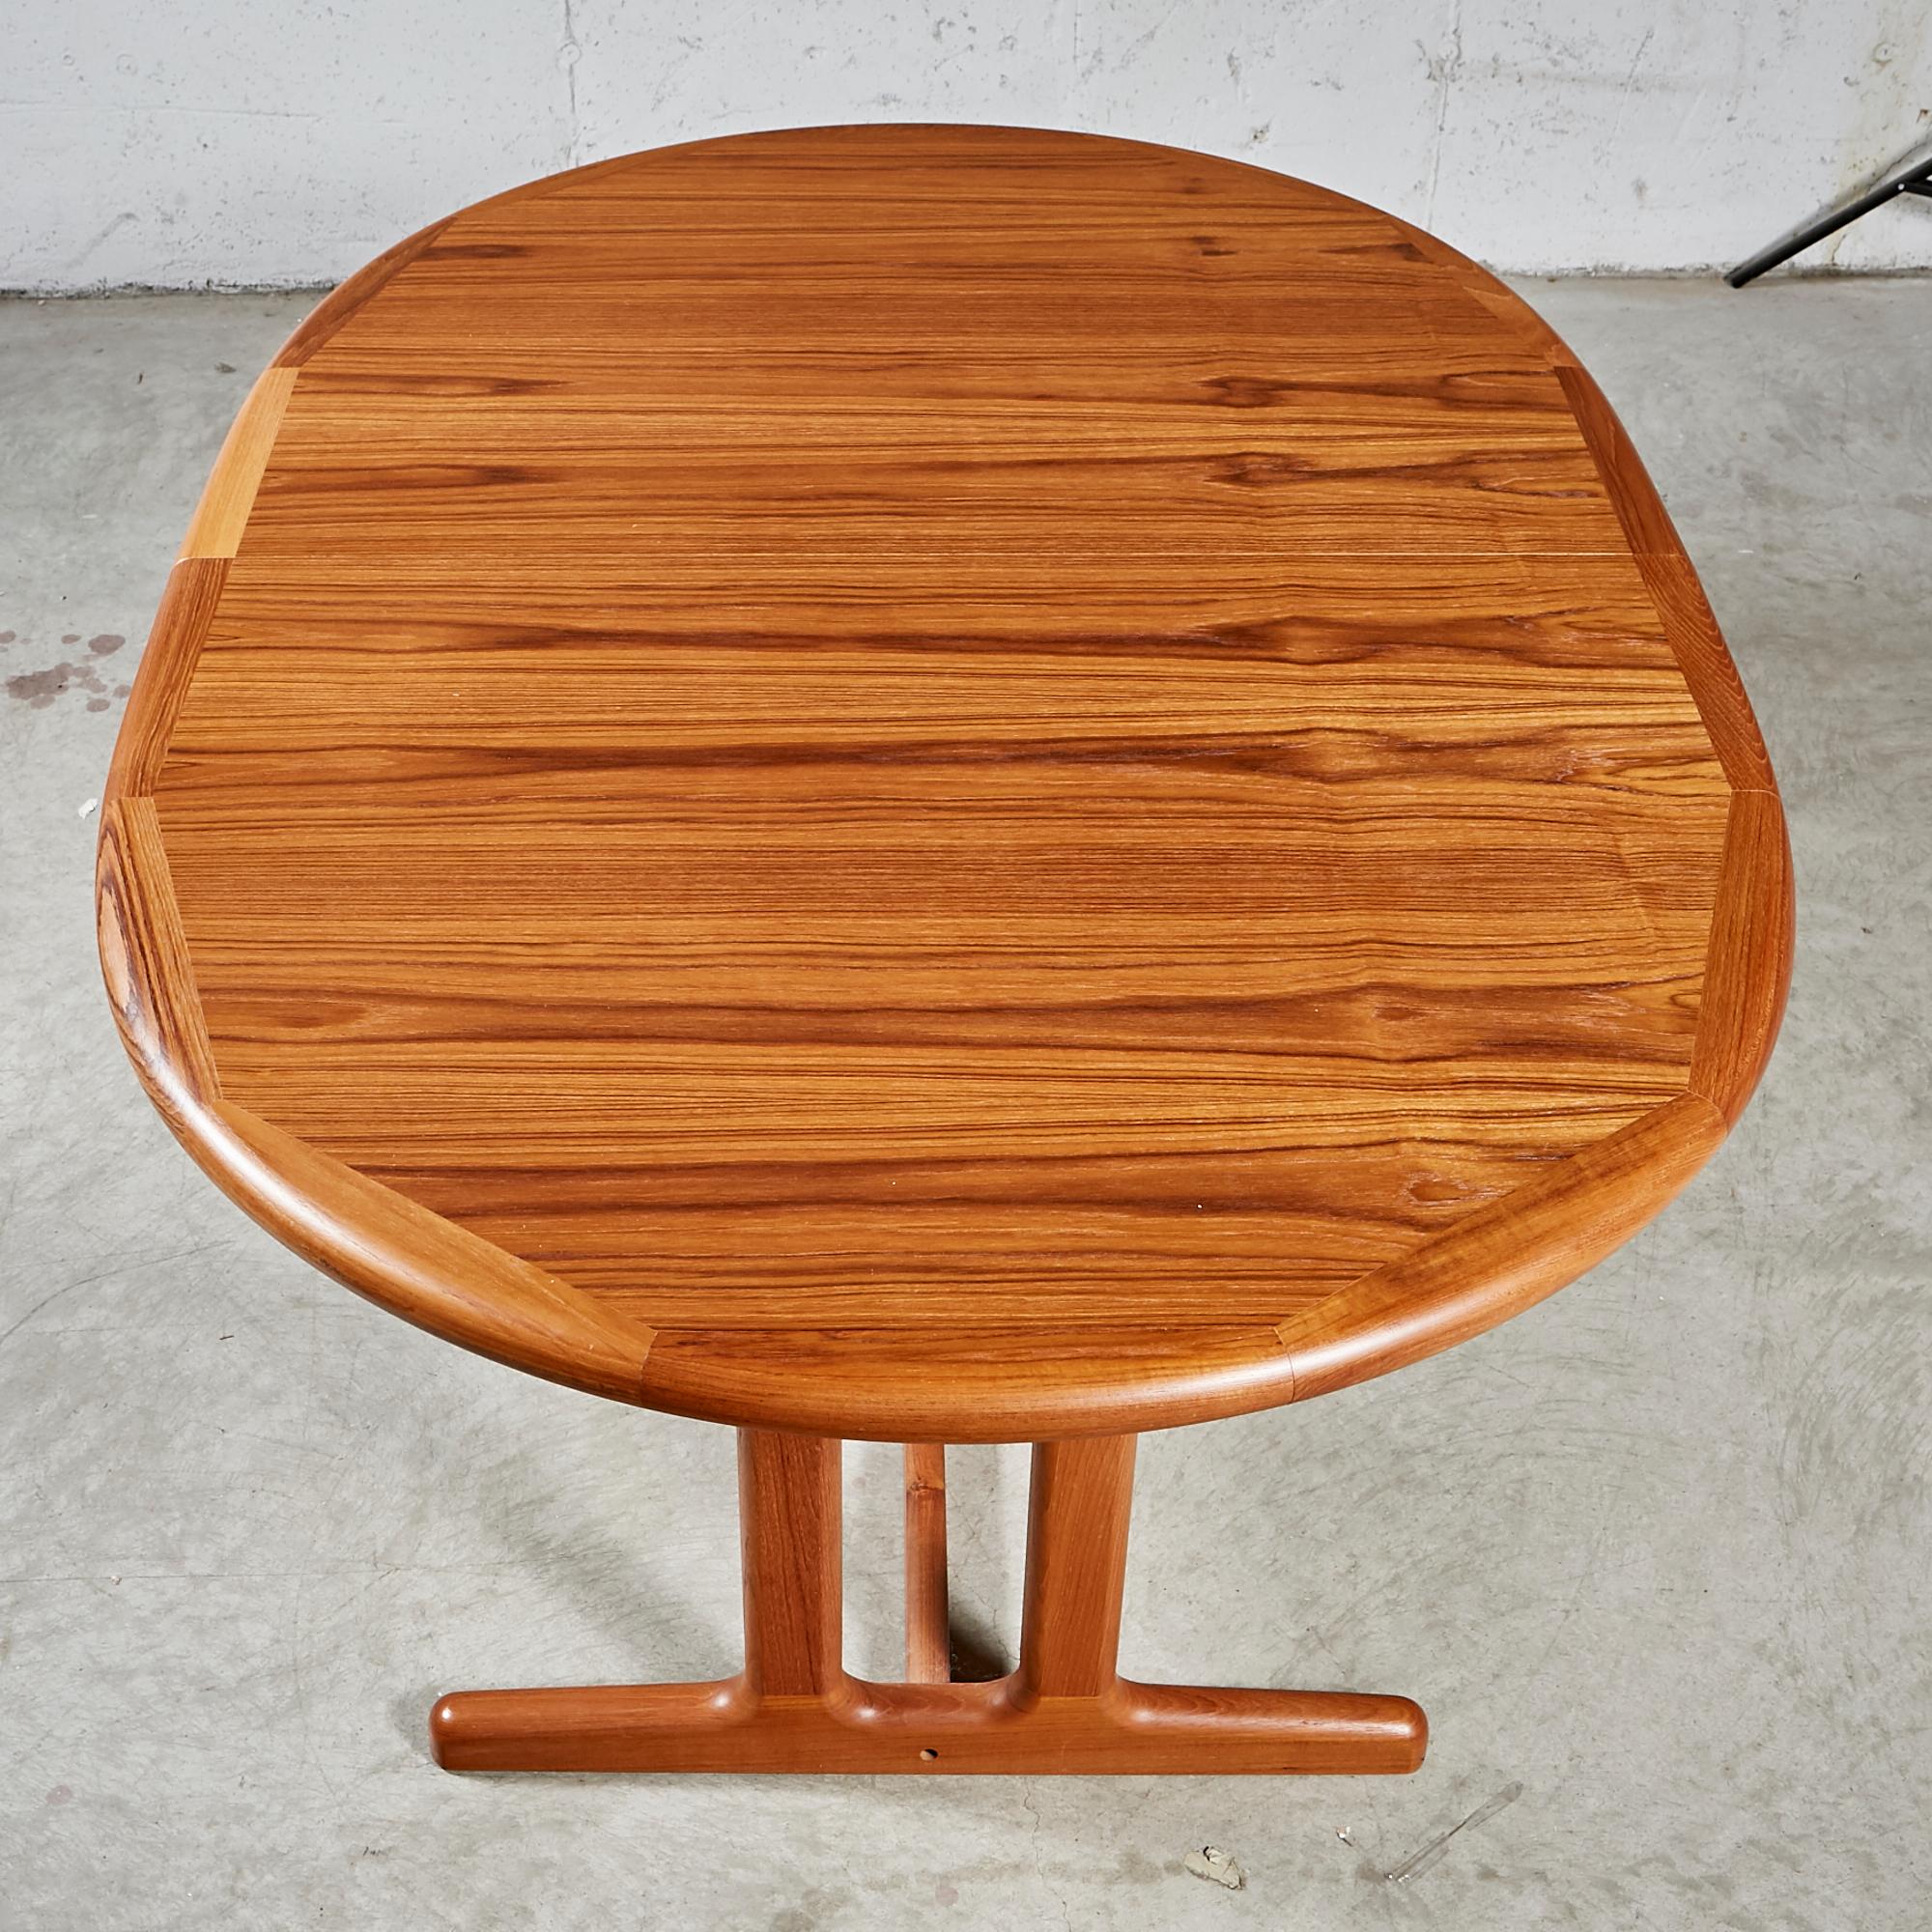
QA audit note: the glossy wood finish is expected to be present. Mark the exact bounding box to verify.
[738,1430,843,1697]
[903,1443,951,1684]
[1016,1436,1136,1696]
[99,124,1791,1445]
[430,1427,1426,1774]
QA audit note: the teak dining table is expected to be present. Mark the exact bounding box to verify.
[98,126,1791,1778]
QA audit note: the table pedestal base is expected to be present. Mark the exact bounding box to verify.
[430,1431,1427,1776]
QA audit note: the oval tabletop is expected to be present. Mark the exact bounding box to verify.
[99,125,1791,1443]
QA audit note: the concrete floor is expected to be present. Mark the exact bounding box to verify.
[2,277,1927,1929]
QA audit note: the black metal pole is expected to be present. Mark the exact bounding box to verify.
[1727,152,1932,287]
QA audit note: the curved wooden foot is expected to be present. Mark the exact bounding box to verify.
[430,1430,1428,1776]
[430,1674,1425,1774]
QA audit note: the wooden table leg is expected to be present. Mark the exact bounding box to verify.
[904,1443,950,1684]
[429,1430,1427,1775]
[740,1428,843,1699]
[1015,1435,1135,1700]
[1005,1435,1425,1770]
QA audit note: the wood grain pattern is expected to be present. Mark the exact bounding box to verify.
[1016,1436,1137,1697]
[102,556,229,810]
[1368,213,1779,799]
[1555,363,1781,794]
[738,1430,843,1696]
[203,1099,656,1404]
[1553,362,1680,556]
[177,367,296,560]
[101,124,1790,1441]
[1690,791,1796,1124]
[1632,550,1780,794]
[1273,1092,1725,1402]
[273,216,452,369]
[903,1443,951,1684]
[97,797,219,1125]
[99,792,655,1406]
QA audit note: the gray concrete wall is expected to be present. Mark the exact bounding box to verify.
[6,0,1932,289]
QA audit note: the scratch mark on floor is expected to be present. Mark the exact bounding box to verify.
[1386,1780,1523,1884]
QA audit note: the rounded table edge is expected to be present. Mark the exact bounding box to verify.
[95,125,1795,1441]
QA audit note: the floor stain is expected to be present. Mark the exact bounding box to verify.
[5,634,128,710]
